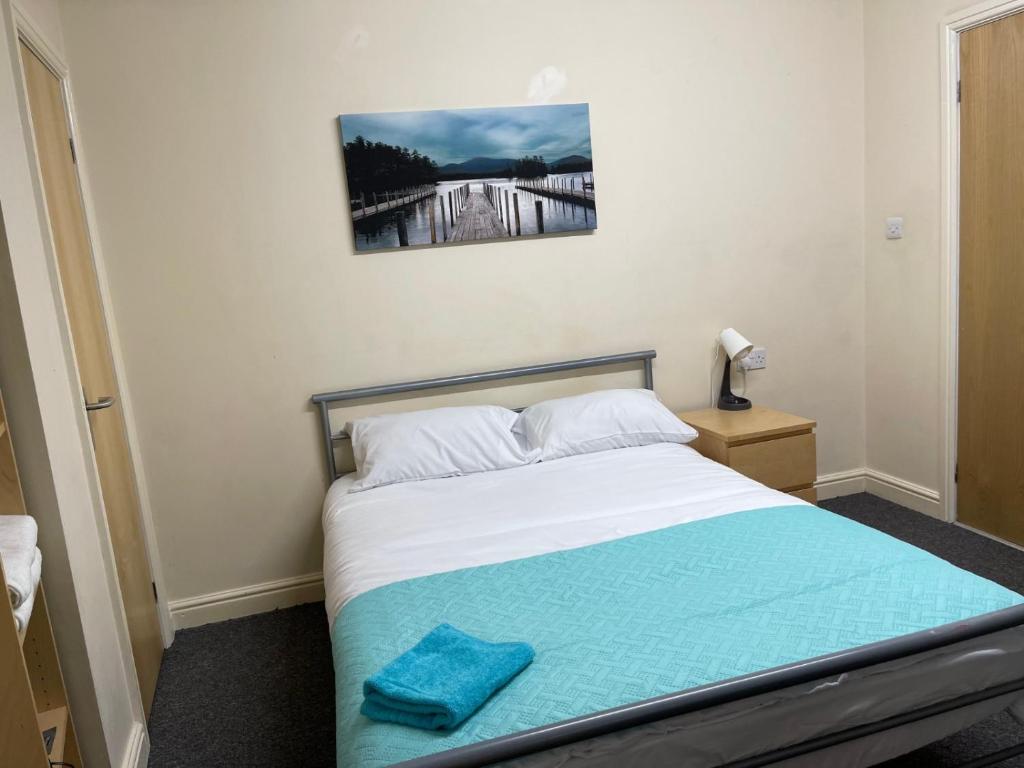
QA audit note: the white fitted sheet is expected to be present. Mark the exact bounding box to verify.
[322,442,805,626]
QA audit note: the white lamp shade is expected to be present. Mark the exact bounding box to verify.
[719,328,753,361]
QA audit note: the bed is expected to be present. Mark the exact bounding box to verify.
[312,351,1024,768]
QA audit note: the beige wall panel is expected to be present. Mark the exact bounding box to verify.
[862,0,979,496]
[57,0,867,605]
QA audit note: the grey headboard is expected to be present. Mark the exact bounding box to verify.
[309,350,657,483]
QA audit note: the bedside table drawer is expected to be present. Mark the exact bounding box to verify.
[728,433,816,490]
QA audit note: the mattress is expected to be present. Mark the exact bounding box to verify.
[323,443,797,622]
[322,444,1024,768]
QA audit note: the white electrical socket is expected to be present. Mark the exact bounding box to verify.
[738,347,767,371]
[886,217,904,240]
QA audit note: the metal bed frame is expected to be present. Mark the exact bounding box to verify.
[311,349,655,483]
[310,350,1024,768]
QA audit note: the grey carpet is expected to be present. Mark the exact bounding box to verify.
[148,601,335,767]
[148,493,1024,767]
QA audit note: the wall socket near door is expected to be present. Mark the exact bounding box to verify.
[886,216,904,239]
[738,347,767,371]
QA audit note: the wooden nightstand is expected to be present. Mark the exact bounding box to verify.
[676,406,818,504]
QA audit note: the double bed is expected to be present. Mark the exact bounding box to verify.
[312,351,1024,768]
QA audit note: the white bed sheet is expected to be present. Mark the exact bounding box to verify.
[323,442,805,626]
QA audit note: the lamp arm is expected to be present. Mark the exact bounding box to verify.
[720,357,734,401]
[718,355,752,411]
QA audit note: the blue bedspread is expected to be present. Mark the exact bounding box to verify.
[332,506,1023,767]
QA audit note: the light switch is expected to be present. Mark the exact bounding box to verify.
[886,217,904,240]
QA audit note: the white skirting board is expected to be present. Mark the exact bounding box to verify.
[816,468,943,520]
[168,572,325,630]
[815,469,867,500]
[168,470,942,631]
[863,469,943,520]
[121,721,148,768]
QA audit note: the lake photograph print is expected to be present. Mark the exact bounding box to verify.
[338,103,596,251]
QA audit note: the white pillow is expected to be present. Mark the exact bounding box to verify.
[513,389,697,462]
[347,405,531,493]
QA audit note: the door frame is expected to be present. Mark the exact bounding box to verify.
[940,0,1024,526]
[12,4,174,647]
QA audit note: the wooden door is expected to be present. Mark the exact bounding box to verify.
[19,41,164,714]
[957,12,1024,546]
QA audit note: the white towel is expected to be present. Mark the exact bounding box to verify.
[2,546,41,608]
[0,515,37,552]
[13,575,38,634]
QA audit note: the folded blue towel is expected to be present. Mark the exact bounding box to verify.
[361,623,534,731]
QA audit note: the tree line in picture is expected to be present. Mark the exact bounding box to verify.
[342,135,593,201]
[342,136,440,199]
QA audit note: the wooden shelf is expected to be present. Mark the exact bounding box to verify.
[1,389,83,767]
[36,705,67,762]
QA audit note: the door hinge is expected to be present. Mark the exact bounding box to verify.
[956,80,961,104]
[69,137,77,164]
[152,581,158,602]
[954,463,958,483]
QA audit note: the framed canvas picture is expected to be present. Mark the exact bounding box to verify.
[338,103,595,251]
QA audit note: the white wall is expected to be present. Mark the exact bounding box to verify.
[0,0,147,764]
[11,0,61,56]
[863,0,977,511]
[56,0,867,616]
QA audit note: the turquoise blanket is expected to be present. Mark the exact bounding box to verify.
[333,506,1023,767]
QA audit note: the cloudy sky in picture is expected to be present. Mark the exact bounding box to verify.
[340,103,592,166]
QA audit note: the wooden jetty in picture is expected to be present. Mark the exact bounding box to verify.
[451,185,508,241]
[515,176,595,208]
[351,185,435,223]
[384,181,543,246]
[401,182,484,246]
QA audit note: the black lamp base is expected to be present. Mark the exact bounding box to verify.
[718,358,752,411]
[718,393,752,411]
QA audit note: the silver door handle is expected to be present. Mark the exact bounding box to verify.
[85,395,115,411]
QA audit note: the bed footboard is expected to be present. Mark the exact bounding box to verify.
[392,604,1024,768]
